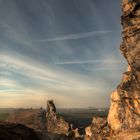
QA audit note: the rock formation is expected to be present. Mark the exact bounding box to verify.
[46,100,71,135]
[85,1,140,139]
[85,117,110,140]
[0,122,39,140]
[108,0,140,133]
[46,100,84,139]
[0,122,82,140]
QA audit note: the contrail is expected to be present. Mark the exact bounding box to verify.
[36,30,114,42]
[55,60,124,65]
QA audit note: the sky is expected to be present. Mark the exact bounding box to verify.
[0,0,126,108]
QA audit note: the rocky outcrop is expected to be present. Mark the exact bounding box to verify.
[110,131,140,140]
[0,122,39,140]
[46,100,84,139]
[6,101,83,139]
[85,117,110,140]
[46,100,70,135]
[35,101,85,140]
[108,0,140,133]
[0,122,81,140]
[88,1,140,138]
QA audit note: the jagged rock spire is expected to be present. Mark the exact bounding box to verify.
[46,100,70,135]
[47,100,56,116]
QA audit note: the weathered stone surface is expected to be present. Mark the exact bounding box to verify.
[108,0,140,133]
[110,131,140,140]
[85,117,110,140]
[85,126,92,140]
[46,100,70,135]
[0,122,39,140]
[46,100,84,139]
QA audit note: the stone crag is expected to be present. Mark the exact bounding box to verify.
[46,100,84,139]
[46,100,71,135]
[108,0,140,133]
[85,117,110,140]
[85,0,140,139]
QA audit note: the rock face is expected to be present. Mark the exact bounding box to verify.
[110,131,140,140]
[108,0,140,133]
[85,117,110,140]
[46,100,70,135]
[0,122,39,140]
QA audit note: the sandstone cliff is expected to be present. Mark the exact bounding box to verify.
[108,0,140,133]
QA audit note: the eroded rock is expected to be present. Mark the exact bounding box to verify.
[46,100,70,135]
[85,117,110,140]
[108,0,140,133]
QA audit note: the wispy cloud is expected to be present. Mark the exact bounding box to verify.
[0,0,123,108]
[0,53,97,90]
[0,53,111,108]
[55,59,124,65]
[36,30,114,42]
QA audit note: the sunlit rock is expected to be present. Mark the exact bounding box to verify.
[108,0,140,133]
[85,117,110,140]
[46,100,70,135]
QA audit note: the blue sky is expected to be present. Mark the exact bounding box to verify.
[0,0,126,108]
